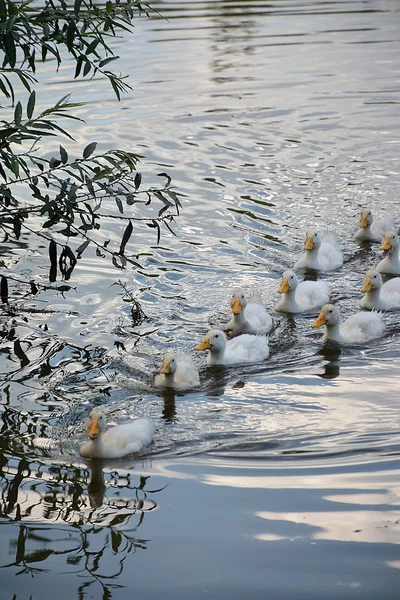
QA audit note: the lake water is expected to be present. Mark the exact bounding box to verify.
[1,1,400,598]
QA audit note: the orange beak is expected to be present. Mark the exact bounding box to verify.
[160,359,171,374]
[278,279,290,294]
[312,313,326,328]
[88,419,100,440]
[361,278,372,293]
[194,337,211,351]
[231,298,242,315]
[304,237,314,250]
[380,237,391,251]
[360,214,368,227]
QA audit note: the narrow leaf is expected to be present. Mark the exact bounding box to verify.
[59,145,68,164]
[83,142,97,159]
[1,276,8,303]
[134,172,142,190]
[27,91,36,119]
[119,220,133,256]
[49,239,57,282]
[157,172,172,188]
[14,101,22,126]
[76,239,90,258]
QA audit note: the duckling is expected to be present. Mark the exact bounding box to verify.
[275,269,330,313]
[376,231,400,275]
[154,352,200,390]
[80,408,154,459]
[194,328,269,366]
[311,303,385,344]
[226,289,272,337]
[294,230,343,271]
[361,269,400,311]
[355,208,394,243]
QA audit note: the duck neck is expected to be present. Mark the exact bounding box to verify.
[283,288,297,311]
[89,435,104,457]
[208,347,225,365]
[232,311,246,326]
[305,248,320,269]
[365,288,380,305]
[324,322,342,342]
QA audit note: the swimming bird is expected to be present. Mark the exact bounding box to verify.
[361,269,400,311]
[275,269,330,313]
[311,303,385,344]
[225,289,272,337]
[80,408,154,459]
[376,231,400,275]
[194,328,269,365]
[355,208,394,243]
[154,352,200,389]
[294,230,343,271]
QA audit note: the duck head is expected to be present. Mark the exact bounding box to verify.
[380,231,399,256]
[278,270,298,293]
[304,230,321,251]
[87,409,106,441]
[160,353,177,375]
[230,290,247,315]
[194,329,226,353]
[361,269,382,293]
[359,208,373,228]
[312,303,340,328]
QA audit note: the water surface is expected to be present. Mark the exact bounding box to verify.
[1,1,400,598]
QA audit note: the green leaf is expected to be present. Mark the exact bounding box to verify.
[119,220,133,256]
[14,101,22,126]
[74,0,82,15]
[157,172,172,188]
[83,61,91,77]
[5,32,16,68]
[1,275,8,304]
[27,90,36,119]
[86,39,99,56]
[134,172,141,190]
[83,142,97,159]
[49,239,57,282]
[59,145,68,164]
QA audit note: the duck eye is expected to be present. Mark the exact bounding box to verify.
[328,309,333,314]
[215,334,219,338]
[290,275,294,280]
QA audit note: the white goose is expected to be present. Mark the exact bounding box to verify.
[294,230,343,271]
[226,289,272,337]
[361,269,400,311]
[194,328,269,366]
[355,208,394,243]
[376,231,400,275]
[154,352,200,389]
[80,408,154,459]
[311,303,385,344]
[275,269,330,313]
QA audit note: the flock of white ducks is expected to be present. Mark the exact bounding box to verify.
[80,208,400,459]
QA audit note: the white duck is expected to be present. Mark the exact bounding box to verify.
[361,269,400,311]
[225,289,272,337]
[311,303,385,344]
[80,408,154,459]
[294,230,343,271]
[355,208,394,243]
[275,269,331,313]
[154,352,200,389]
[376,231,400,275]
[194,328,269,366]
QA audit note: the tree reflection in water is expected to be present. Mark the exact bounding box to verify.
[0,454,163,597]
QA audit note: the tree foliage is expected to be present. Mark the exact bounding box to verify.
[0,0,180,290]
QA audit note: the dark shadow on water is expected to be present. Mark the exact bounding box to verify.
[317,342,342,379]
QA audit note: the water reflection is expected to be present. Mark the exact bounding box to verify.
[318,343,342,379]
[0,453,162,596]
